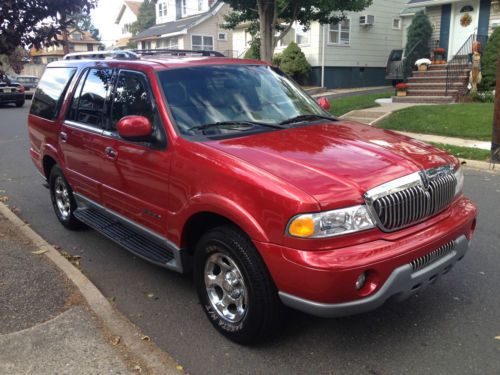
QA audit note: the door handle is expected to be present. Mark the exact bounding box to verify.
[105,146,117,159]
[60,132,68,143]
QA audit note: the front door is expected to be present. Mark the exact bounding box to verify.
[100,69,171,236]
[448,0,479,58]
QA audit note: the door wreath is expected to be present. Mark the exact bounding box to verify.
[460,13,472,27]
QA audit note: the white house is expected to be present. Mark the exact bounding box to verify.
[132,0,233,55]
[233,0,408,88]
[114,0,144,48]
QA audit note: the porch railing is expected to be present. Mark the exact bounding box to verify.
[445,33,488,98]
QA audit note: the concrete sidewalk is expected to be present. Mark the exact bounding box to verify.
[0,206,181,375]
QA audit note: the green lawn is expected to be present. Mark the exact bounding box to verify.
[377,103,493,141]
[329,92,392,117]
[430,142,491,161]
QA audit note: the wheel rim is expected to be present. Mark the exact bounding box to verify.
[204,251,248,323]
[54,176,71,220]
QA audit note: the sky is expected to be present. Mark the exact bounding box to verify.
[90,0,124,46]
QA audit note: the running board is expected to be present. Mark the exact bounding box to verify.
[73,200,184,272]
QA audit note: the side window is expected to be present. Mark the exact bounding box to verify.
[67,69,89,121]
[71,68,113,128]
[111,71,155,131]
[30,67,76,120]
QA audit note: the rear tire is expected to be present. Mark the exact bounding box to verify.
[194,225,281,344]
[49,165,83,230]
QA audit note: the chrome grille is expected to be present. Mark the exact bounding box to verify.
[365,166,457,232]
[410,241,455,272]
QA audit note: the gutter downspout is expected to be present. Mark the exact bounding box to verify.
[321,24,326,88]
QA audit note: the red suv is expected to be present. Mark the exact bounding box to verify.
[28,50,477,344]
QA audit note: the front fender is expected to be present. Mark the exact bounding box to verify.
[172,193,270,244]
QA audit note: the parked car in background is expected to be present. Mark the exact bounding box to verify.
[0,75,25,107]
[28,50,477,344]
[385,49,404,85]
[15,75,39,99]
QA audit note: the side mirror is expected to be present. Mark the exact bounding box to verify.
[117,116,153,141]
[317,97,331,111]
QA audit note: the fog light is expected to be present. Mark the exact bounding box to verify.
[355,272,367,290]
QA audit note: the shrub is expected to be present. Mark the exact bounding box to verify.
[470,91,495,102]
[480,27,500,91]
[272,52,282,66]
[244,38,260,60]
[278,42,311,82]
[405,12,432,59]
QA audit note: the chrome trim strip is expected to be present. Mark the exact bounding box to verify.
[74,193,184,273]
[63,120,104,135]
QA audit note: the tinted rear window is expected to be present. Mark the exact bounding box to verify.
[30,68,76,120]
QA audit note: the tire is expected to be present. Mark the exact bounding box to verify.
[194,225,281,344]
[15,100,24,107]
[49,165,83,230]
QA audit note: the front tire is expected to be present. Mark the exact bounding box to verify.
[49,165,83,230]
[15,100,24,107]
[194,225,281,344]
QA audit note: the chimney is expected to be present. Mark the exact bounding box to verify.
[208,0,215,7]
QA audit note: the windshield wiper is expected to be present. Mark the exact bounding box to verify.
[188,120,286,134]
[279,114,337,126]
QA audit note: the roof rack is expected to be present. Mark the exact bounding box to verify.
[132,49,225,57]
[63,49,225,61]
[63,50,140,60]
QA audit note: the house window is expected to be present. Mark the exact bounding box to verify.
[182,0,187,15]
[295,26,310,45]
[158,2,167,17]
[160,37,178,49]
[192,35,213,50]
[72,32,82,41]
[392,18,401,30]
[142,41,152,50]
[198,0,203,11]
[329,19,350,45]
[218,32,227,41]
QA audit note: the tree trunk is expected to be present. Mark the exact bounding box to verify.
[62,29,70,55]
[257,0,275,62]
[492,51,500,163]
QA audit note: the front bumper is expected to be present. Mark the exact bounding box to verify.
[279,235,469,318]
[0,92,24,103]
[255,196,476,317]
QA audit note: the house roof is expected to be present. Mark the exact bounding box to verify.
[407,0,461,7]
[115,0,143,24]
[132,0,224,41]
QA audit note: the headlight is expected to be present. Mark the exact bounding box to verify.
[454,166,464,196]
[287,205,376,238]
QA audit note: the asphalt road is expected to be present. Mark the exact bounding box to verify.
[1,103,500,374]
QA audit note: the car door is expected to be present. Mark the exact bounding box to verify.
[61,68,114,202]
[99,69,171,235]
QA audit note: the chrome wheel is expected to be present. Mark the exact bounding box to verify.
[54,176,71,220]
[204,251,248,323]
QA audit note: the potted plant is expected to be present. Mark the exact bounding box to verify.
[415,58,432,71]
[433,48,446,64]
[395,82,408,96]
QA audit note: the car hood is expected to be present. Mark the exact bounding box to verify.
[206,121,458,210]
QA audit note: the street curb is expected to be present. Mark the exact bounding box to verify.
[0,203,181,375]
[460,158,499,172]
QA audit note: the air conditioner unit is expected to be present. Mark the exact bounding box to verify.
[359,15,375,26]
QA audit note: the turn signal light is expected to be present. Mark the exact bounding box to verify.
[288,216,315,237]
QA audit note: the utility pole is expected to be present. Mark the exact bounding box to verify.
[493,51,500,164]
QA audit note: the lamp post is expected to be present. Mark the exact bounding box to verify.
[493,51,500,163]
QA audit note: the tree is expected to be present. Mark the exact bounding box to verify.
[130,0,158,36]
[480,27,500,91]
[405,12,432,59]
[68,11,101,41]
[244,38,261,59]
[223,0,372,62]
[278,42,311,83]
[0,0,97,56]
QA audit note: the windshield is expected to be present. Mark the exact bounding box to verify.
[158,64,329,136]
